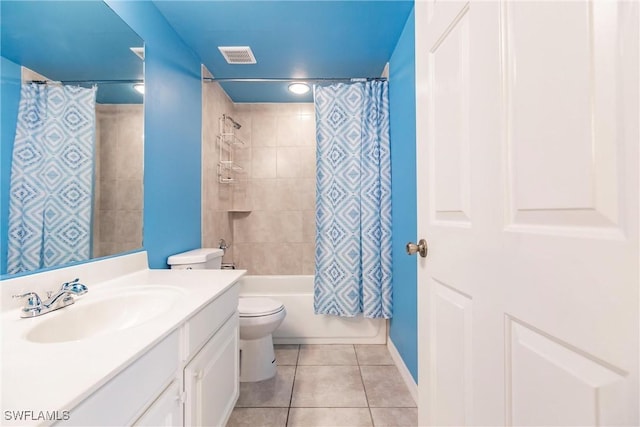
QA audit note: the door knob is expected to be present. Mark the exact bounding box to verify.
[406,239,428,258]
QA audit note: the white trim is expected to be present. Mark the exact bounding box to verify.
[387,337,418,405]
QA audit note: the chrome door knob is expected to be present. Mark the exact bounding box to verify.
[406,239,428,258]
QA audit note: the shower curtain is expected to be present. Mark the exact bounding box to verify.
[7,83,97,274]
[313,81,392,319]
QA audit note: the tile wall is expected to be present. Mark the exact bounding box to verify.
[201,81,317,274]
[93,104,143,258]
[232,103,316,275]
[201,75,237,263]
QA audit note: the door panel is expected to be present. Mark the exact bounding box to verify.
[503,1,622,233]
[429,4,471,226]
[507,317,627,426]
[431,279,473,425]
[415,1,638,425]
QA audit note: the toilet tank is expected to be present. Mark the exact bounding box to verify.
[167,248,224,270]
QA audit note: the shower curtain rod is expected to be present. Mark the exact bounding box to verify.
[202,77,387,83]
[27,79,143,85]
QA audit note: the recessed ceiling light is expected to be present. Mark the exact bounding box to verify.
[288,82,310,95]
[133,83,145,94]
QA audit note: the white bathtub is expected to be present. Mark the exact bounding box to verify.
[237,275,387,344]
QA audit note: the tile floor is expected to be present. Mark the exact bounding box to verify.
[227,344,417,427]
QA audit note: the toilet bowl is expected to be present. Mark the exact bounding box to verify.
[238,297,286,382]
[167,249,286,383]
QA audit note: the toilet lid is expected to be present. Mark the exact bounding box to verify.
[238,297,284,317]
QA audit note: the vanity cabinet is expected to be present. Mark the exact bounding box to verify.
[57,330,181,426]
[184,314,239,427]
[133,381,183,427]
[56,283,240,427]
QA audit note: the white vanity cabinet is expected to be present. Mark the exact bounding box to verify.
[55,282,240,427]
[184,314,239,427]
[56,330,181,426]
[182,283,240,427]
[133,381,183,427]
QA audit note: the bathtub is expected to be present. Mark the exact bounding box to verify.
[237,275,387,344]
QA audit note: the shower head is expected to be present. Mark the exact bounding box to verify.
[225,115,242,130]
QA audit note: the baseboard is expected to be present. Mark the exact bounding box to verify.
[387,337,418,405]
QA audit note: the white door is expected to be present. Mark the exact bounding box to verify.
[414,1,638,425]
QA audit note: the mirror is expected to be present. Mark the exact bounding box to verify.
[1,1,144,276]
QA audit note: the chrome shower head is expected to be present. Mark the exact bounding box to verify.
[225,115,242,129]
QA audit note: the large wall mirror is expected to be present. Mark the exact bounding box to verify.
[1,1,144,276]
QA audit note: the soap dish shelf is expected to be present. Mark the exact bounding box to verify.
[217,115,244,184]
[217,162,244,184]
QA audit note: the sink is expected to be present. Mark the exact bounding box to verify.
[25,285,187,343]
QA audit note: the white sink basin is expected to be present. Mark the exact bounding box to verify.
[25,285,187,343]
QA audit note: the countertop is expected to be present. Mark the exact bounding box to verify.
[1,266,245,424]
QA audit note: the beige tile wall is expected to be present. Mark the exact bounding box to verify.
[201,76,237,263]
[93,104,144,258]
[200,76,317,274]
[231,103,316,275]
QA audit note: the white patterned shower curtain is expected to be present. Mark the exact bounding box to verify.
[7,83,97,274]
[313,81,392,318]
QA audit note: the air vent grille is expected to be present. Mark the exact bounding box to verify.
[218,46,257,64]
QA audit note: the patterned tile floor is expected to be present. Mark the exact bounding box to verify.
[227,344,417,427]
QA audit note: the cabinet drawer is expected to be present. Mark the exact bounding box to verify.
[185,284,239,361]
[58,330,180,426]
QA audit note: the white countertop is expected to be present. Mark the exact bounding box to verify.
[1,260,245,425]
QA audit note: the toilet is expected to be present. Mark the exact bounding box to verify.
[167,247,224,269]
[167,248,286,383]
[237,297,286,382]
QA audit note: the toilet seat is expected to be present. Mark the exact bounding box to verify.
[239,297,284,317]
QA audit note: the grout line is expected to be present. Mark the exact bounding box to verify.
[353,343,360,365]
[284,344,300,426]
[354,344,376,427]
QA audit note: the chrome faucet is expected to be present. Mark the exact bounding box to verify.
[13,278,88,318]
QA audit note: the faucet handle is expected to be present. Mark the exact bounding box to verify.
[13,292,43,307]
[61,278,79,288]
[61,278,88,295]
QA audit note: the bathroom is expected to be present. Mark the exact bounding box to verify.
[1,1,417,425]
[1,1,638,426]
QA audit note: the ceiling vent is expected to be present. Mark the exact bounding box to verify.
[218,46,257,64]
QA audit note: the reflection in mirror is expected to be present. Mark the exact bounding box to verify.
[1,1,144,276]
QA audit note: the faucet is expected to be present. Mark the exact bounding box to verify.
[13,278,88,318]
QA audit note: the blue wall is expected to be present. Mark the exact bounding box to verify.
[388,8,417,382]
[0,57,22,274]
[105,1,203,269]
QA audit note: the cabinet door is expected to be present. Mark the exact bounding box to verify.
[184,313,239,427]
[133,381,183,427]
